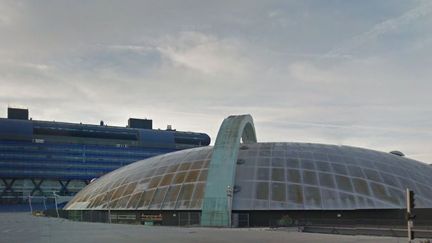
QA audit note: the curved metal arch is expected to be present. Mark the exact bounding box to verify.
[201,114,257,227]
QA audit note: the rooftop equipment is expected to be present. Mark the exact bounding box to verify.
[390,150,405,156]
[7,107,29,120]
[128,118,152,129]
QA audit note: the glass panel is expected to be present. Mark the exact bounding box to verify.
[331,163,348,175]
[143,169,156,177]
[236,166,255,180]
[126,192,143,209]
[111,185,126,201]
[148,176,162,188]
[136,189,155,209]
[176,184,195,208]
[272,150,284,157]
[352,178,370,196]
[313,152,329,161]
[271,168,285,182]
[109,198,120,208]
[185,170,200,183]
[89,194,105,208]
[318,172,335,188]
[347,165,364,178]
[370,182,391,202]
[303,186,321,208]
[271,157,284,167]
[287,184,303,204]
[190,183,205,208]
[154,166,167,176]
[286,158,300,168]
[335,175,353,192]
[320,189,340,209]
[315,161,332,172]
[122,182,138,197]
[397,177,418,192]
[256,182,269,200]
[116,195,131,208]
[339,192,356,207]
[178,162,191,171]
[173,172,187,184]
[159,173,174,186]
[257,168,269,180]
[149,187,168,209]
[301,159,315,170]
[381,173,400,188]
[286,169,301,183]
[167,164,180,173]
[259,149,271,157]
[257,157,270,166]
[387,187,403,205]
[191,161,203,170]
[110,177,126,190]
[303,171,318,186]
[363,168,382,183]
[235,180,253,199]
[271,183,286,202]
[162,185,181,209]
[134,178,150,192]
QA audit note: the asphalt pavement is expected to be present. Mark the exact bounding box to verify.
[0,212,410,243]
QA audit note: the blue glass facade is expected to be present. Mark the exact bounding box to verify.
[0,110,210,203]
[0,140,174,180]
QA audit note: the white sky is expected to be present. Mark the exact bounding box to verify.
[1,0,431,163]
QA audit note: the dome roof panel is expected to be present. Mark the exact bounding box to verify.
[232,143,432,210]
[65,147,213,210]
[65,142,432,211]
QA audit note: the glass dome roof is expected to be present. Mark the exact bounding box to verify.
[65,142,432,211]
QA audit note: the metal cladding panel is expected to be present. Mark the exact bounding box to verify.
[201,115,256,226]
[138,129,175,147]
[0,119,33,138]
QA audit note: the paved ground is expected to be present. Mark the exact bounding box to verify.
[0,212,411,243]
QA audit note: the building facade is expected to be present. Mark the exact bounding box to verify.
[0,108,210,205]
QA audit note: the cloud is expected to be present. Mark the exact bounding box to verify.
[0,1,431,163]
[327,1,432,56]
[0,1,23,27]
[288,62,337,84]
[134,32,254,78]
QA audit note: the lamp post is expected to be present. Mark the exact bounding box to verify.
[406,188,416,242]
[53,192,60,218]
[226,186,233,227]
[28,195,33,214]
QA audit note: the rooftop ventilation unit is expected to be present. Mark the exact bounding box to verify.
[389,151,405,157]
[128,118,152,129]
[7,107,29,120]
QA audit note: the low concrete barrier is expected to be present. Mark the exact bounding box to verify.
[301,226,432,239]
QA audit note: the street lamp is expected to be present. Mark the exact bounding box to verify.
[226,185,233,227]
[53,192,60,218]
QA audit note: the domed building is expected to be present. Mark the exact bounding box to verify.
[65,115,432,227]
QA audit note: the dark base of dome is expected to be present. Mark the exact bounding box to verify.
[52,208,432,228]
[240,208,432,227]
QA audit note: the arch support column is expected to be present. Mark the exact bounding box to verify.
[200,115,257,227]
